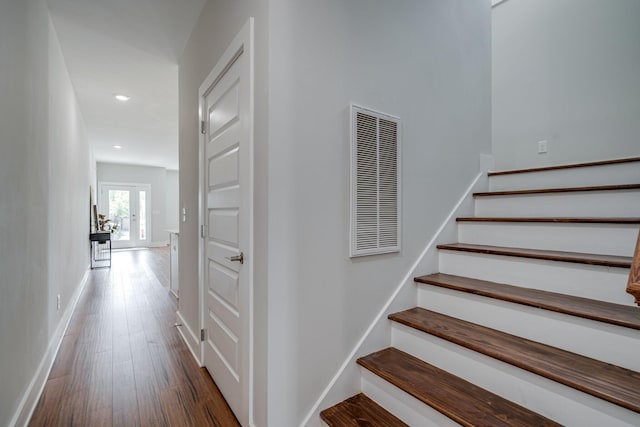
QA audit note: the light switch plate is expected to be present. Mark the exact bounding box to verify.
[538,140,548,154]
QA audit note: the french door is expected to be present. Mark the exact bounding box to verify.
[99,183,151,249]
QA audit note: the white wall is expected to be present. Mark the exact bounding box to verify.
[165,170,179,230]
[47,8,93,339]
[0,0,92,424]
[267,1,491,425]
[493,0,640,169]
[96,163,178,246]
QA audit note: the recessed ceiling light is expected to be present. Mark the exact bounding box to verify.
[114,94,131,102]
[113,145,122,149]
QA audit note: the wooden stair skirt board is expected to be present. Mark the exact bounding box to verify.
[436,243,633,269]
[320,393,408,427]
[356,348,561,427]
[389,308,640,413]
[414,273,640,330]
[488,156,640,177]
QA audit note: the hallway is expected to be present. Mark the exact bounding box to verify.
[28,248,239,426]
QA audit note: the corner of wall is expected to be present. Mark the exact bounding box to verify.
[480,153,495,173]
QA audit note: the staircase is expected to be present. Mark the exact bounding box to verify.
[321,157,640,426]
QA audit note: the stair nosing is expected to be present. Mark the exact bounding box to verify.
[456,217,640,224]
[389,308,640,413]
[473,183,640,198]
[436,243,632,268]
[320,393,408,427]
[488,156,640,177]
[357,347,561,427]
[414,273,640,330]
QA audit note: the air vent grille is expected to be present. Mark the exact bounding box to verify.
[350,106,401,257]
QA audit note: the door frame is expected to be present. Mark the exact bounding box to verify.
[198,17,254,426]
[98,181,152,248]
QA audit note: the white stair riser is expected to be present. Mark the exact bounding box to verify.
[489,162,640,191]
[360,368,459,427]
[474,190,640,217]
[458,222,639,257]
[439,251,633,305]
[392,324,639,427]
[417,286,640,371]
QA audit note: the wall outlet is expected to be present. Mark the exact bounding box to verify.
[56,294,61,311]
[538,140,548,154]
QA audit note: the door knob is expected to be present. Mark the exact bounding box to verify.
[226,252,244,264]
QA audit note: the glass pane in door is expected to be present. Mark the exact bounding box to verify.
[139,191,147,241]
[108,190,130,241]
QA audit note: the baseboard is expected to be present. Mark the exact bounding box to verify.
[149,240,170,248]
[301,170,489,426]
[11,267,91,427]
[176,311,202,366]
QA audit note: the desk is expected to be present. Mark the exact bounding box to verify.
[90,232,111,269]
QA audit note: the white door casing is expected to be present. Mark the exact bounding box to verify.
[98,182,151,249]
[199,19,253,427]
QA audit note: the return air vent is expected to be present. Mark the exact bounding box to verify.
[350,105,401,257]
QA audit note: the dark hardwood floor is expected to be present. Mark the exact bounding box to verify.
[29,247,240,427]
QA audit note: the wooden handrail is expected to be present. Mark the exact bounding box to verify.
[627,229,640,305]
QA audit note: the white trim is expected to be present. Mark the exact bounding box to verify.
[98,180,149,187]
[492,0,510,7]
[301,171,486,426]
[246,19,256,427]
[12,268,91,427]
[198,17,255,427]
[176,311,203,366]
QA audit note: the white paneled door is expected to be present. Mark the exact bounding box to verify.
[99,183,151,249]
[199,20,253,426]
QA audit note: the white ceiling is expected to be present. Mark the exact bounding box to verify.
[47,0,206,170]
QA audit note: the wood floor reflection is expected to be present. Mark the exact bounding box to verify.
[29,247,240,427]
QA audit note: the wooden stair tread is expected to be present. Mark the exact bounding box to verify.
[436,243,632,268]
[456,217,640,224]
[415,273,640,330]
[389,308,640,413]
[488,156,640,177]
[320,393,408,427]
[357,348,561,427]
[474,183,640,197]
